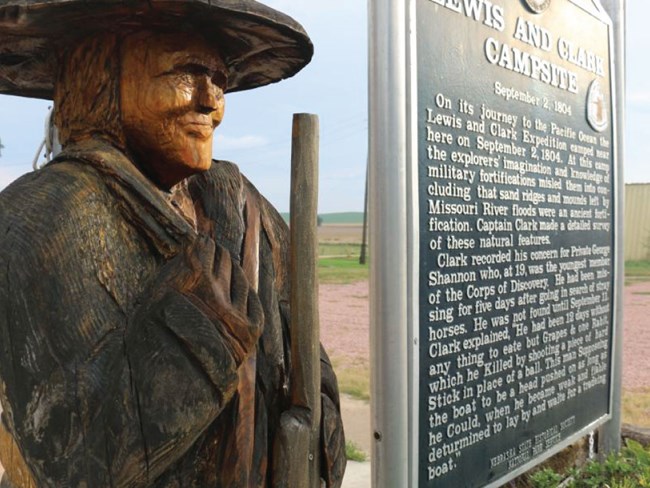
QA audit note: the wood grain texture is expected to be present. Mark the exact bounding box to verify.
[289,113,321,488]
[0,146,346,487]
[54,33,123,148]
[0,15,344,486]
[0,0,314,99]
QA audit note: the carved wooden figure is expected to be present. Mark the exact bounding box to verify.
[0,1,346,486]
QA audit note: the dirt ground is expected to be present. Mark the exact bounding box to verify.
[619,281,650,390]
[321,281,370,365]
[319,281,372,456]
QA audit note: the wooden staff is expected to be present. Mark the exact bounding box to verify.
[273,113,321,487]
[290,113,321,487]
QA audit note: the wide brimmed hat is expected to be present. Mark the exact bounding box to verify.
[0,0,313,99]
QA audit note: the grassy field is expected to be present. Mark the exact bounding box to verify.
[319,242,365,258]
[625,260,650,284]
[319,258,369,285]
[345,441,367,462]
[280,212,364,225]
[332,359,370,401]
[319,212,364,225]
[318,242,368,284]
[623,389,650,427]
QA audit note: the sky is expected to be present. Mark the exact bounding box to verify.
[0,0,646,213]
[624,0,649,185]
[0,0,368,214]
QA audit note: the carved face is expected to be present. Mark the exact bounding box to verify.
[120,32,227,189]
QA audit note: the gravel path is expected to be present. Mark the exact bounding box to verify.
[621,281,650,390]
[320,282,370,365]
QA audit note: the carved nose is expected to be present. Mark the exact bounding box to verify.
[196,76,221,114]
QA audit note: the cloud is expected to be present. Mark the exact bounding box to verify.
[214,134,269,150]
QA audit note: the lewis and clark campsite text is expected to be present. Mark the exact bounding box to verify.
[417,0,613,484]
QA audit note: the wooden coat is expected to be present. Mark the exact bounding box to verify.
[0,140,345,487]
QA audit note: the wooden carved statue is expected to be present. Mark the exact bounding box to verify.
[0,1,346,486]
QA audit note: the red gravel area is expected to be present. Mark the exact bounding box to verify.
[320,281,370,365]
[622,281,650,390]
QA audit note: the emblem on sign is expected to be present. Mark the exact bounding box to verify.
[587,79,608,132]
[524,0,551,14]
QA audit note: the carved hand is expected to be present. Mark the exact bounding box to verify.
[171,235,264,365]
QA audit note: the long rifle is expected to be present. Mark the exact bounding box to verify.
[273,113,321,487]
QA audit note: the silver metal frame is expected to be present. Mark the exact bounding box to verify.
[406,0,420,485]
[598,0,625,456]
[369,0,623,486]
[369,0,410,486]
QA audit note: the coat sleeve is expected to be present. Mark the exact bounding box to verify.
[0,169,254,487]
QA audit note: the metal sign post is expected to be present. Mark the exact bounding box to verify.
[369,0,412,485]
[597,0,625,456]
[369,0,623,486]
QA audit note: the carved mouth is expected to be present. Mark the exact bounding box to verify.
[182,117,215,139]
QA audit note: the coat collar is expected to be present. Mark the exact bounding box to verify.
[52,139,197,259]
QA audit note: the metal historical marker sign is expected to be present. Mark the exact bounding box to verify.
[369,0,623,487]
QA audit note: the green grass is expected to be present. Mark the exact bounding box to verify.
[280,212,364,225]
[529,439,650,488]
[524,392,650,487]
[332,359,370,401]
[345,441,367,462]
[625,260,650,284]
[623,389,650,428]
[319,257,368,284]
[320,212,364,225]
[319,242,365,258]
[624,260,650,285]
[625,260,650,274]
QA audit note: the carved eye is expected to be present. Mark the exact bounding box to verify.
[211,71,228,91]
